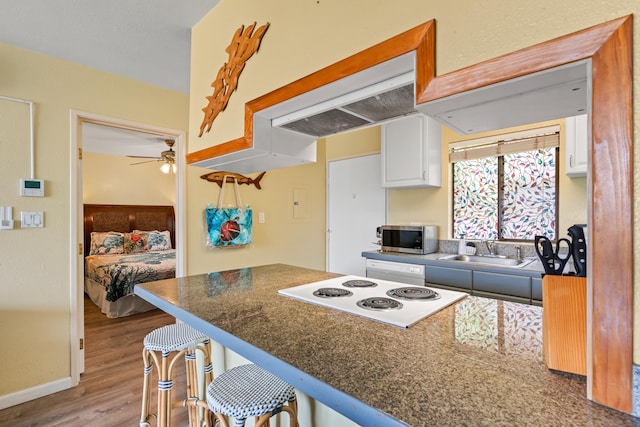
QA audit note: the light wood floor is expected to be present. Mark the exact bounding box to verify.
[0,296,191,427]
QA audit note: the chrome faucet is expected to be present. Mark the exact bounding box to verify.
[484,239,497,256]
[515,245,522,262]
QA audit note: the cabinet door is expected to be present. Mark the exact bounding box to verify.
[381,114,441,188]
[565,114,588,177]
[426,265,472,290]
[473,271,531,299]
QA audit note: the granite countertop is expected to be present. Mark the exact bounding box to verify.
[135,264,634,426]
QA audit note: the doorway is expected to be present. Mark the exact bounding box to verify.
[327,154,386,276]
[70,110,186,380]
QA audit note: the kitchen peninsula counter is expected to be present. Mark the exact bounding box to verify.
[135,264,634,426]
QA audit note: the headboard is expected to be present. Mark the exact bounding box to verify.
[83,204,175,257]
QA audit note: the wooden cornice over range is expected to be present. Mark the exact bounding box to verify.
[185,20,435,165]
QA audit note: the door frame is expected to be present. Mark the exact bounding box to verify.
[69,110,187,382]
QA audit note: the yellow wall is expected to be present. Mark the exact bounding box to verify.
[0,41,188,398]
[325,126,381,161]
[189,0,637,367]
[186,141,327,274]
[83,152,176,206]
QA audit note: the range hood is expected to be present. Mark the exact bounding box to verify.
[189,53,419,174]
[271,72,417,138]
[417,61,589,135]
[189,54,417,173]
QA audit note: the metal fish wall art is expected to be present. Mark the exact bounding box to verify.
[200,171,267,189]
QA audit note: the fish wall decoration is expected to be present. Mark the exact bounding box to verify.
[200,171,267,190]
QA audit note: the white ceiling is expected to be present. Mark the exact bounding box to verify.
[82,123,171,158]
[0,1,220,157]
[0,1,220,94]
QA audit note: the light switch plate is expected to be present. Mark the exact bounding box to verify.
[21,211,44,228]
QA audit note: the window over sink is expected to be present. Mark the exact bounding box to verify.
[450,126,559,241]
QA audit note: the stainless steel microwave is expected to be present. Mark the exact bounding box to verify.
[380,225,438,255]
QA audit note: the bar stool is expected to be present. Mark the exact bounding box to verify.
[140,323,213,427]
[205,364,299,427]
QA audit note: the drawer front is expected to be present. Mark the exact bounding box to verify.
[472,290,531,305]
[531,278,542,301]
[473,271,531,298]
[426,266,472,290]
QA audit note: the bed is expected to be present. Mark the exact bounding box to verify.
[83,204,176,318]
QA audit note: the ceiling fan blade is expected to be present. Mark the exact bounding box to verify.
[127,155,161,159]
[130,159,161,165]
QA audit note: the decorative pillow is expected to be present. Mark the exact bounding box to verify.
[90,232,124,255]
[148,230,172,251]
[134,230,172,252]
[124,231,149,254]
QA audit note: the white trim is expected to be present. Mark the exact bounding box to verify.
[448,124,560,150]
[0,377,72,411]
[68,110,187,390]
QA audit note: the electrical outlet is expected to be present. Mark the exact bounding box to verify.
[0,206,13,229]
[258,212,265,223]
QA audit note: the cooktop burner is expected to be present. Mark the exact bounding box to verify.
[313,287,353,298]
[342,279,377,288]
[357,297,403,311]
[387,287,440,301]
[278,275,468,328]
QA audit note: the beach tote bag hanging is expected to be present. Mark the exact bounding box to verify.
[205,176,253,247]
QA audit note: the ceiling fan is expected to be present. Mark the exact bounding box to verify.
[128,139,176,174]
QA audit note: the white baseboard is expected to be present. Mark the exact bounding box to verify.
[0,377,72,411]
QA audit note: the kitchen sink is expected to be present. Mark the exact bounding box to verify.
[438,254,534,268]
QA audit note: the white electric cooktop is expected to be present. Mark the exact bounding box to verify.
[278,275,467,328]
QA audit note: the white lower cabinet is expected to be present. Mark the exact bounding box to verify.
[381,114,442,188]
[565,114,588,177]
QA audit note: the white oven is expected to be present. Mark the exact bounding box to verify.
[365,259,425,286]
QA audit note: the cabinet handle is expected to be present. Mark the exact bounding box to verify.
[569,154,574,167]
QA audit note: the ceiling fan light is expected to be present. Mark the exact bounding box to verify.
[160,162,171,174]
[172,163,177,174]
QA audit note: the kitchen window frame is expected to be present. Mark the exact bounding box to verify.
[451,146,560,242]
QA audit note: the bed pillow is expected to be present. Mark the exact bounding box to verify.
[124,231,149,254]
[134,230,172,252]
[90,231,124,255]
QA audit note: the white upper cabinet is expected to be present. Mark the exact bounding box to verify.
[381,114,442,188]
[565,114,588,178]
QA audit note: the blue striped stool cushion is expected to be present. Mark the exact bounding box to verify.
[143,323,208,352]
[206,364,296,426]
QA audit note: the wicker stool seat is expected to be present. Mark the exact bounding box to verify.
[205,364,298,427]
[140,323,213,427]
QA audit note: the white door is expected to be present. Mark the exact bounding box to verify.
[327,154,386,276]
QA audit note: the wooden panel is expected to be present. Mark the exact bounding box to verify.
[83,204,175,257]
[416,16,628,104]
[186,21,435,165]
[542,276,587,376]
[589,16,633,411]
[417,16,633,413]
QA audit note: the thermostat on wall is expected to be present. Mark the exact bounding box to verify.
[20,178,44,197]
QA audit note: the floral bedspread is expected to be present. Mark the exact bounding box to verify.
[85,250,176,302]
